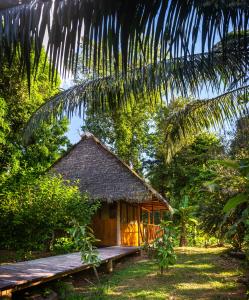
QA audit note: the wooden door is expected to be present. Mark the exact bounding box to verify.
[120,202,140,246]
[92,203,117,246]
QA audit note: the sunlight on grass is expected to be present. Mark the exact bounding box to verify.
[60,247,245,300]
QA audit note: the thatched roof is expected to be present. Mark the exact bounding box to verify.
[51,133,170,210]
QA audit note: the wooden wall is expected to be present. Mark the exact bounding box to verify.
[92,201,168,247]
[92,203,117,246]
[120,202,140,246]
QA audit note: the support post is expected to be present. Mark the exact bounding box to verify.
[152,205,154,225]
[138,205,141,246]
[0,290,12,299]
[117,202,121,246]
[107,259,113,273]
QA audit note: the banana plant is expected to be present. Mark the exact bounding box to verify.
[173,195,198,247]
[222,159,249,213]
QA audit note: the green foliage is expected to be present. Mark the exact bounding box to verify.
[163,90,248,161]
[0,49,75,253]
[224,193,248,213]
[82,99,157,173]
[69,222,100,268]
[230,116,249,159]
[0,174,98,251]
[52,237,76,254]
[201,158,249,250]
[69,221,101,282]
[153,221,177,274]
[0,48,70,181]
[149,130,223,205]
[173,196,198,247]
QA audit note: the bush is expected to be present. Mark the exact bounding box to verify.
[0,173,99,251]
[153,221,177,274]
[52,237,76,254]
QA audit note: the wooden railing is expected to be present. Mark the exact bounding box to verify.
[141,224,162,244]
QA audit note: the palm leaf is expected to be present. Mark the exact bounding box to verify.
[1,0,249,85]
[223,193,248,213]
[24,40,249,142]
[163,85,249,162]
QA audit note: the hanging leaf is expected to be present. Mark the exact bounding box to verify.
[0,0,249,85]
[223,193,248,213]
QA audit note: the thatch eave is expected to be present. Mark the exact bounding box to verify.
[51,132,171,211]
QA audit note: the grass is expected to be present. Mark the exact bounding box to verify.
[14,247,246,299]
[57,247,246,300]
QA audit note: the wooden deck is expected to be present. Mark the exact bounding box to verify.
[0,246,139,297]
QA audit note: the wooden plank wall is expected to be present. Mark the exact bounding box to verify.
[92,203,117,246]
[120,203,140,246]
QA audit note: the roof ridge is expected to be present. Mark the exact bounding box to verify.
[50,132,172,211]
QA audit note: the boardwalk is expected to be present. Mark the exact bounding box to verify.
[0,246,139,298]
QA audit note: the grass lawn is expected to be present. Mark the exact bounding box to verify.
[54,247,247,300]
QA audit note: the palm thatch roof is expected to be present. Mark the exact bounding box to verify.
[51,133,170,210]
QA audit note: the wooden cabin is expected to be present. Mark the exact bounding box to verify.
[52,133,172,247]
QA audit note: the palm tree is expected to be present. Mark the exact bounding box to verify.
[1,1,249,153]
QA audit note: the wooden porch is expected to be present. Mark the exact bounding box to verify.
[0,246,139,298]
[92,200,169,247]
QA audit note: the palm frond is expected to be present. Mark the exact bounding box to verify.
[0,1,31,9]
[24,43,249,142]
[1,0,249,84]
[163,85,249,162]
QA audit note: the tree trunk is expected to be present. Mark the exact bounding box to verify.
[179,224,187,247]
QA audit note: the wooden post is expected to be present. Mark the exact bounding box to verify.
[138,205,141,246]
[0,289,12,299]
[107,259,113,273]
[152,205,154,225]
[117,202,121,246]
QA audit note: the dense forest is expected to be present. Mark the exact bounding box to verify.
[0,1,249,298]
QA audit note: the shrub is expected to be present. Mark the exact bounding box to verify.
[153,221,177,274]
[0,173,99,251]
[52,237,76,254]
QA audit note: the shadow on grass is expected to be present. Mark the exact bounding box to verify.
[20,248,245,300]
[79,248,246,300]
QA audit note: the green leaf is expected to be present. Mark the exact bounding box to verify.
[223,193,248,213]
[217,160,240,170]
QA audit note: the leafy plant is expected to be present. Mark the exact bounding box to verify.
[69,221,101,282]
[0,174,99,251]
[153,221,177,274]
[173,196,198,247]
[222,159,249,213]
[52,237,76,254]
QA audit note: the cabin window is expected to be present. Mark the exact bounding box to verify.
[142,210,149,224]
[154,211,161,225]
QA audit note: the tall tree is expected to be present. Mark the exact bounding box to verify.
[82,100,156,173]
[0,50,70,180]
[230,116,249,159]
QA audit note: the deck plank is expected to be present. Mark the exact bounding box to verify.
[0,246,139,294]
